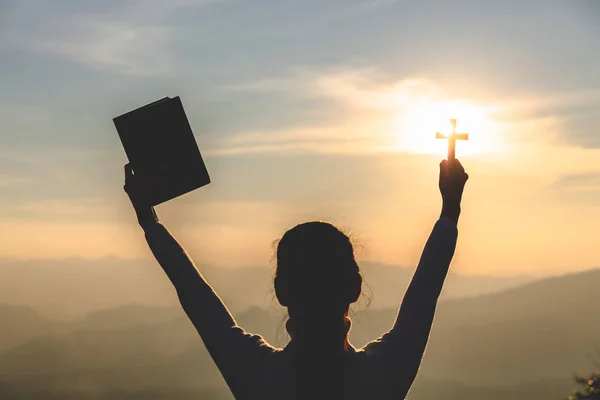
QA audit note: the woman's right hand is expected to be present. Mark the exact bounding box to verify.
[124,164,159,227]
[439,159,469,222]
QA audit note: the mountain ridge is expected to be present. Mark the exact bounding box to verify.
[0,257,533,319]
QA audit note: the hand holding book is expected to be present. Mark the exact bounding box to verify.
[124,163,159,228]
[114,96,210,207]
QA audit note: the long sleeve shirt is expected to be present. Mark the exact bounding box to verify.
[142,217,458,400]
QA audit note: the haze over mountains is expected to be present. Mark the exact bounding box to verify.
[1,263,599,399]
[0,257,531,319]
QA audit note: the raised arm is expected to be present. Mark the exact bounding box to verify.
[122,165,274,388]
[363,159,468,397]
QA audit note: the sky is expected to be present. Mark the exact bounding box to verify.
[0,0,599,277]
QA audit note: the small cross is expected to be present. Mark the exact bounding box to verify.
[436,118,469,161]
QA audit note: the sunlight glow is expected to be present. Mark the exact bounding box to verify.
[392,99,504,158]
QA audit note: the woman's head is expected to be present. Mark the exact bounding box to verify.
[274,221,362,321]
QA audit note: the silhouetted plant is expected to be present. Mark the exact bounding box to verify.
[566,347,600,399]
[567,373,600,400]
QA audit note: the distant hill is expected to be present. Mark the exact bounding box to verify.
[0,305,48,351]
[0,257,530,319]
[1,268,599,399]
[420,268,600,385]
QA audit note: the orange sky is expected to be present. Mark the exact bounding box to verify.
[1,1,599,278]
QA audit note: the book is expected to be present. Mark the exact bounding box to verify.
[113,96,211,206]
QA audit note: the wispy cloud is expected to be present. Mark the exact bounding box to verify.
[23,16,174,76]
[224,67,444,109]
[490,91,600,121]
[214,67,600,156]
[207,118,394,157]
[18,199,107,217]
[548,172,600,192]
[0,174,30,188]
[542,171,600,207]
[6,0,218,76]
[210,69,449,155]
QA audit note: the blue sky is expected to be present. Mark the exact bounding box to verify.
[1,0,599,275]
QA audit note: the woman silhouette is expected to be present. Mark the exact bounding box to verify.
[124,158,468,400]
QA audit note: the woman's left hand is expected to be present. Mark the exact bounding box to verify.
[124,163,158,226]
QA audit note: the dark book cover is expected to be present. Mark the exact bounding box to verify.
[113,96,211,206]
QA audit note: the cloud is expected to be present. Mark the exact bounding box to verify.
[0,174,30,188]
[207,120,394,157]
[548,172,600,192]
[4,0,219,77]
[17,200,107,217]
[225,67,444,109]
[207,70,454,155]
[492,91,600,120]
[24,17,175,76]
[210,68,600,157]
[0,150,40,189]
[539,171,600,207]
[488,91,600,148]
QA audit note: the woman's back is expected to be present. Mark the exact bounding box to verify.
[223,342,405,400]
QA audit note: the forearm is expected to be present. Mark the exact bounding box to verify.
[135,206,203,288]
[142,222,236,334]
[404,200,461,305]
[143,222,203,287]
[404,215,457,304]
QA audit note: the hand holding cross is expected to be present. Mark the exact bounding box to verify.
[436,119,469,161]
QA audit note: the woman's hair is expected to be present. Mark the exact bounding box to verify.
[274,221,363,399]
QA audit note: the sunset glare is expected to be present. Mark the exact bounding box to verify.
[394,99,503,158]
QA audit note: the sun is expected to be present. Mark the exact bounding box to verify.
[391,98,503,157]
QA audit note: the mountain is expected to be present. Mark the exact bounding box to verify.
[1,268,599,399]
[419,268,600,385]
[0,257,530,319]
[0,305,49,351]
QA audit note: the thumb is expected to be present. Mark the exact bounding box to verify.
[439,159,448,171]
[124,163,133,184]
[439,159,449,176]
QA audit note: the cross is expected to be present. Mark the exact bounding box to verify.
[436,118,469,161]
